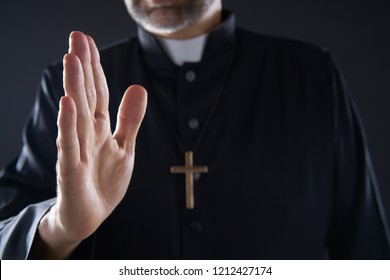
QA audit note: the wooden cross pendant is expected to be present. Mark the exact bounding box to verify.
[170,151,208,209]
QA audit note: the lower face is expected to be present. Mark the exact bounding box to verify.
[125,0,214,34]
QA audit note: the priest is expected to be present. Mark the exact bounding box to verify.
[0,0,389,259]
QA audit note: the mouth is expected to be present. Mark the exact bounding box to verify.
[146,4,179,16]
[148,0,179,8]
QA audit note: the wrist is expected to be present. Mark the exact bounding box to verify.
[34,206,81,259]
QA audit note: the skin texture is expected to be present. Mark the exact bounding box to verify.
[31,0,222,259]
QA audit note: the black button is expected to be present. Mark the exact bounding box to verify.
[188,118,199,129]
[189,222,203,233]
[194,173,201,181]
[185,70,196,82]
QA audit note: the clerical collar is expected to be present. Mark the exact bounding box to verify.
[137,10,236,69]
[157,34,208,66]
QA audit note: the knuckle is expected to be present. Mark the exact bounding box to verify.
[56,138,61,150]
[85,86,96,98]
[56,136,79,153]
[94,111,108,120]
[78,105,91,119]
[96,80,108,92]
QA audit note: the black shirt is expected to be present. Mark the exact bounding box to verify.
[0,11,389,259]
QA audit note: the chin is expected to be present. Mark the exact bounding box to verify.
[145,10,189,33]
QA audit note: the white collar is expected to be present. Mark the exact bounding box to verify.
[157,34,208,66]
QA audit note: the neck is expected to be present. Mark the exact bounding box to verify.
[153,2,222,40]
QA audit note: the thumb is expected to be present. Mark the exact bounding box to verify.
[113,85,147,153]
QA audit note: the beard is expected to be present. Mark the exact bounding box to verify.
[125,0,215,35]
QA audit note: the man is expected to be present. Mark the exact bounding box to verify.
[0,0,389,259]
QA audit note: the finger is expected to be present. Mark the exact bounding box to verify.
[57,96,80,172]
[113,85,147,154]
[86,35,109,120]
[63,53,92,150]
[69,31,97,114]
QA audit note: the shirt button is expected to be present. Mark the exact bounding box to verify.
[185,70,196,82]
[189,222,203,233]
[194,173,201,181]
[188,118,199,129]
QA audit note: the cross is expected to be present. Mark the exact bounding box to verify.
[170,151,208,209]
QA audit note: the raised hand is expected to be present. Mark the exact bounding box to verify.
[32,31,147,259]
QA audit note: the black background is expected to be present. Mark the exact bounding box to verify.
[0,0,389,223]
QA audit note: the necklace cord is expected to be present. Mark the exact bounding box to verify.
[145,39,237,156]
[193,41,236,153]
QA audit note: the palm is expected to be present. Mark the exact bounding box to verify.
[54,31,147,242]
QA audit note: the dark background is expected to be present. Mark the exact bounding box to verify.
[0,0,389,222]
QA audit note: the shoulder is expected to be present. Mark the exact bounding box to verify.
[99,36,138,57]
[98,36,139,67]
[235,27,331,68]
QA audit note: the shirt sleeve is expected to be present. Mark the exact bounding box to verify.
[0,198,55,259]
[327,55,390,259]
[0,64,62,259]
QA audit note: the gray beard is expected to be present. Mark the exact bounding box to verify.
[127,0,212,34]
